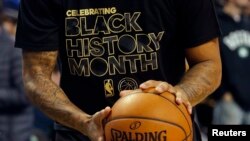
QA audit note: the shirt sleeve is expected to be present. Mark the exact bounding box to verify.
[180,0,221,48]
[15,0,61,51]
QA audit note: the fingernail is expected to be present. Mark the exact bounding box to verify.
[98,137,103,141]
[189,108,192,114]
[156,86,163,92]
[140,84,147,89]
[176,98,182,104]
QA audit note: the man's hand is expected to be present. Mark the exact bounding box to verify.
[120,80,192,114]
[83,107,111,141]
[23,50,111,140]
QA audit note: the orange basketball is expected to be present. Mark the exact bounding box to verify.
[104,91,193,141]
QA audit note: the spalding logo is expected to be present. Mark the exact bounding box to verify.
[130,121,141,130]
[110,129,167,141]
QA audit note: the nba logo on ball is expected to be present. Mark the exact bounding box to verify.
[104,92,193,141]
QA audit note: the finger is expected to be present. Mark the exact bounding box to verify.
[155,82,176,94]
[97,108,111,141]
[90,135,104,141]
[120,89,142,97]
[93,107,111,124]
[98,136,104,141]
[175,92,183,105]
[120,90,133,97]
[174,91,192,114]
[102,107,111,119]
[183,102,192,115]
[140,80,160,89]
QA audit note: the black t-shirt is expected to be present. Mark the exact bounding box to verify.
[15,0,220,115]
[216,10,250,111]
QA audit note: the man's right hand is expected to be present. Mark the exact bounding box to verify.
[83,107,111,141]
[23,51,112,141]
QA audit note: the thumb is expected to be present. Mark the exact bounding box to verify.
[99,107,111,120]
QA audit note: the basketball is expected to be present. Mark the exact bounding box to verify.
[104,91,193,141]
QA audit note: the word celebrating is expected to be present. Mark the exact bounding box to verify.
[66,7,117,16]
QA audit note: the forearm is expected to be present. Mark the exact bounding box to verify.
[176,60,221,106]
[24,74,90,134]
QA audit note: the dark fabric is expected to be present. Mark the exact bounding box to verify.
[179,0,221,48]
[193,121,202,141]
[54,130,90,141]
[15,0,61,51]
[215,9,250,111]
[0,0,3,11]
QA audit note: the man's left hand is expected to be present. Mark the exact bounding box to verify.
[120,80,192,114]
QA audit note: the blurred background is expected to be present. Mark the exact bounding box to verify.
[0,0,249,141]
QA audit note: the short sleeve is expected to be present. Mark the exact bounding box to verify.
[180,0,221,48]
[15,0,62,51]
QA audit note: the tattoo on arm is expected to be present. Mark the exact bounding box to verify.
[177,60,221,106]
[23,51,89,134]
[176,39,222,106]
